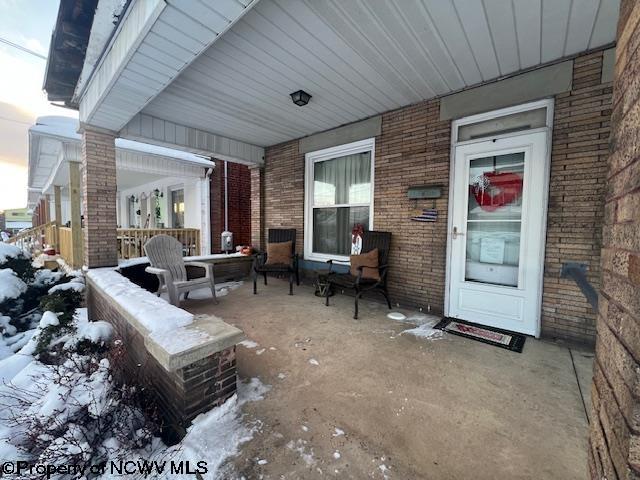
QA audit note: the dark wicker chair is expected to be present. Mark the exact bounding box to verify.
[253,228,300,295]
[325,231,392,319]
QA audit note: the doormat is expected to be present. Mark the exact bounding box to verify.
[433,318,526,353]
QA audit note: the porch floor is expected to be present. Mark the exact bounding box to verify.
[183,280,594,479]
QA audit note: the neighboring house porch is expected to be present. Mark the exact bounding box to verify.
[23,116,213,267]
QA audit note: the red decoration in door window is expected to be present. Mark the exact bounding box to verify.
[470,172,523,212]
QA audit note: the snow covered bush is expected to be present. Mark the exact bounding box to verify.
[0,309,163,471]
[35,289,85,362]
[0,247,84,353]
[0,243,35,283]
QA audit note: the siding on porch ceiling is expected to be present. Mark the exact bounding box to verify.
[138,0,619,148]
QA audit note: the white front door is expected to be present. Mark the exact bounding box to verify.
[447,131,549,336]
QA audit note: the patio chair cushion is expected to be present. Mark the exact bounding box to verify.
[350,248,380,280]
[265,240,292,265]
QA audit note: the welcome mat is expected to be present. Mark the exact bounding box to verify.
[434,318,526,353]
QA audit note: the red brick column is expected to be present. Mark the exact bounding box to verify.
[249,165,264,250]
[80,125,118,268]
[589,1,640,477]
[210,160,252,252]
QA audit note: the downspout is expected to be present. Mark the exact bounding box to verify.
[203,166,213,255]
[224,161,229,232]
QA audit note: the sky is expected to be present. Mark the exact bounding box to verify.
[0,0,77,211]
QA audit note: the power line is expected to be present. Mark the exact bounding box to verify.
[0,115,32,126]
[0,37,47,60]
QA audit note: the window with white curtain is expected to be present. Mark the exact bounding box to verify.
[304,138,374,261]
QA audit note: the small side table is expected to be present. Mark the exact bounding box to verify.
[314,269,334,298]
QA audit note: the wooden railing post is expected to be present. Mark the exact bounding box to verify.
[69,162,83,269]
[53,185,62,252]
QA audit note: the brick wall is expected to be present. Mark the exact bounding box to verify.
[589,0,640,477]
[260,49,613,344]
[263,141,304,253]
[87,281,237,438]
[81,127,118,267]
[210,160,251,252]
[374,100,452,310]
[543,51,613,344]
[249,166,264,250]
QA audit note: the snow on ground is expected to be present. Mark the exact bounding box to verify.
[159,377,272,479]
[0,269,27,303]
[0,315,34,361]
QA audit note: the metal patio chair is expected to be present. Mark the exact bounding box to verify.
[253,228,300,295]
[144,234,218,307]
[325,231,392,319]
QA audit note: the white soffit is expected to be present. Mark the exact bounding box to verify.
[79,0,257,132]
[137,0,619,148]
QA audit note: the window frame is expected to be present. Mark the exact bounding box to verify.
[304,138,375,262]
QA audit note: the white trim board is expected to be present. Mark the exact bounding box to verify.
[304,138,375,263]
[444,99,554,338]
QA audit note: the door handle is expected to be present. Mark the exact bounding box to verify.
[452,226,465,239]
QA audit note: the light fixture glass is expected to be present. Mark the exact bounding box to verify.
[290,90,311,106]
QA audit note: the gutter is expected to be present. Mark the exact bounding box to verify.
[72,0,134,105]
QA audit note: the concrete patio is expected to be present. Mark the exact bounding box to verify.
[183,279,593,479]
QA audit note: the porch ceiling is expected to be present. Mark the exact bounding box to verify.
[28,117,213,199]
[137,0,620,147]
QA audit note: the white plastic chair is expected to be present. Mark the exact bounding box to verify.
[144,235,218,307]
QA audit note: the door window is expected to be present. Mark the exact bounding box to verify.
[465,153,525,287]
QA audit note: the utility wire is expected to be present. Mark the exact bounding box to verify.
[0,115,32,126]
[0,37,47,60]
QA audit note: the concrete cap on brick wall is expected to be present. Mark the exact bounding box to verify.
[86,269,244,371]
[146,316,244,370]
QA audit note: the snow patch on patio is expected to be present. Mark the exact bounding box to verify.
[238,377,271,406]
[160,281,243,301]
[239,339,258,349]
[401,323,445,340]
[286,439,316,466]
[388,312,445,341]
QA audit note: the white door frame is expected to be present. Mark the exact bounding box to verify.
[444,99,554,337]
